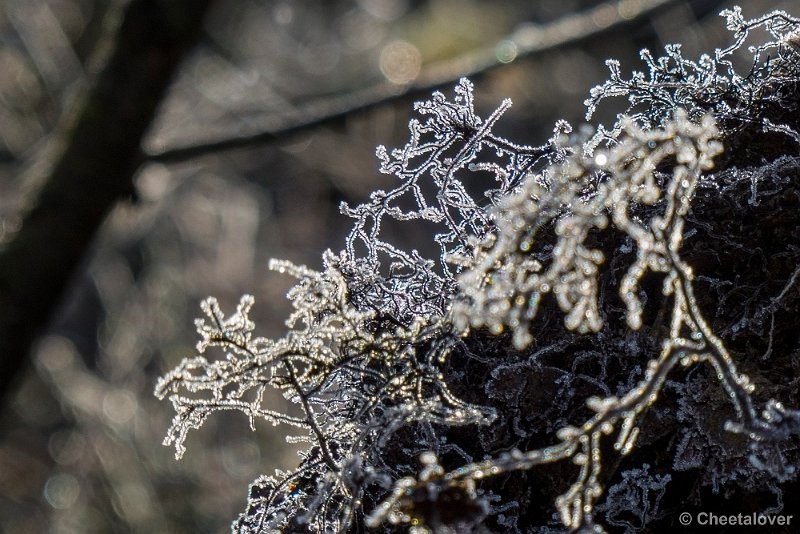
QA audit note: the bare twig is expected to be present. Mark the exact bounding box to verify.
[146,0,685,165]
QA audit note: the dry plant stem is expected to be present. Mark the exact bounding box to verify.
[286,364,339,472]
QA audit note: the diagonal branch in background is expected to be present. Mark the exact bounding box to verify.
[146,0,685,165]
[0,0,216,403]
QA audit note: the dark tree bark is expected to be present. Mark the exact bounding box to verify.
[0,0,215,403]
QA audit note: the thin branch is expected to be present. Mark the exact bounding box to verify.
[146,0,685,165]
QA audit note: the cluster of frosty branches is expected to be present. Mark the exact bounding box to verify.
[373,110,800,533]
[585,6,800,148]
[156,6,800,534]
[452,113,722,349]
[155,251,493,531]
[367,8,800,533]
[339,78,567,323]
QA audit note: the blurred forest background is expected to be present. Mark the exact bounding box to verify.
[0,0,793,532]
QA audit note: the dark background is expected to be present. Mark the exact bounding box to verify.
[0,1,791,532]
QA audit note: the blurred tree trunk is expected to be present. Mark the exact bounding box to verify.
[0,0,215,403]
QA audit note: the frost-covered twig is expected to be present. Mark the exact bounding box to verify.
[155,252,492,531]
[585,6,800,149]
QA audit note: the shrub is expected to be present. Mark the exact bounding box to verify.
[156,7,800,533]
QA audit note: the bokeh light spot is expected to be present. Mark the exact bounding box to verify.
[379,40,421,85]
[44,473,80,510]
[592,2,617,28]
[102,390,138,425]
[495,40,518,64]
[618,0,642,20]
